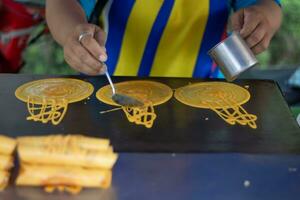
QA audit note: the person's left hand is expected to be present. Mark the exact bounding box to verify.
[231,5,278,55]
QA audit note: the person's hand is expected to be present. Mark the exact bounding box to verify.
[63,23,107,75]
[231,5,279,55]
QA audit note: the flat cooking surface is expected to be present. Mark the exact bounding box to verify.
[0,74,299,154]
[1,74,300,200]
[1,153,300,200]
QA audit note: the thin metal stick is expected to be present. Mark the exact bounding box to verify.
[105,71,116,94]
[100,107,122,114]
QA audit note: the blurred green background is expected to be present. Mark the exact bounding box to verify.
[20,0,300,74]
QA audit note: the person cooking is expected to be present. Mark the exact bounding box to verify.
[45,0,282,78]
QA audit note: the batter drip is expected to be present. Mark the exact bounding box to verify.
[175,82,257,129]
[15,78,94,125]
[96,80,172,128]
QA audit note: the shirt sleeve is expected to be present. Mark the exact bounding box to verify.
[232,0,281,11]
[78,0,97,19]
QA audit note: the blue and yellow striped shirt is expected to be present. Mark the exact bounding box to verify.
[79,0,280,78]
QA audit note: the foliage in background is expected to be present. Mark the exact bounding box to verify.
[257,0,300,69]
[21,34,76,74]
[21,1,300,74]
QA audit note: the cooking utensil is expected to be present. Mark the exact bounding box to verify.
[104,71,143,107]
[208,31,258,81]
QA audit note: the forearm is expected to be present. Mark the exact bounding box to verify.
[46,0,87,45]
[257,0,282,32]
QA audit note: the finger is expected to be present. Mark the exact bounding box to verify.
[64,52,99,75]
[71,41,105,72]
[240,8,260,38]
[251,35,271,55]
[80,33,107,62]
[245,23,266,48]
[231,9,244,32]
[94,28,107,47]
[74,24,97,39]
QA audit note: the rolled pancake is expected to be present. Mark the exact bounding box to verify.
[16,165,111,188]
[0,154,14,170]
[0,135,16,155]
[17,135,110,151]
[18,145,118,169]
[0,170,10,191]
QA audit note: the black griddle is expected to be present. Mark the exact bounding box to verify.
[0,74,299,154]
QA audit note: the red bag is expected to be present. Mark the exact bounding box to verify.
[0,0,44,73]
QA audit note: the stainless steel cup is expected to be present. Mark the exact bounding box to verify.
[208,32,258,81]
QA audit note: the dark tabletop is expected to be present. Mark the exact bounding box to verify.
[0,74,299,154]
[0,74,299,200]
[1,153,300,200]
[241,68,300,105]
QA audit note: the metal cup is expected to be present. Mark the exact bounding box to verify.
[208,32,258,81]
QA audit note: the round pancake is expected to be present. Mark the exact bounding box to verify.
[96,80,173,106]
[15,78,94,104]
[174,82,250,109]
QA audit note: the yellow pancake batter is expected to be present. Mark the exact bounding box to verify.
[175,82,257,129]
[15,78,94,125]
[96,80,173,128]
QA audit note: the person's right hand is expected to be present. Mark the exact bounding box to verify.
[63,23,107,75]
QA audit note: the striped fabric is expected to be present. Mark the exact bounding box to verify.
[79,0,280,78]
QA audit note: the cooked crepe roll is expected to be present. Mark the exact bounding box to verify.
[0,170,10,191]
[16,165,112,189]
[17,135,110,151]
[0,135,16,155]
[0,155,14,170]
[18,144,118,169]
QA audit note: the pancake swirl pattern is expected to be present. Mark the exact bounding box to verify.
[96,80,173,128]
[175,82,257,129]
[15,78,94,125]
